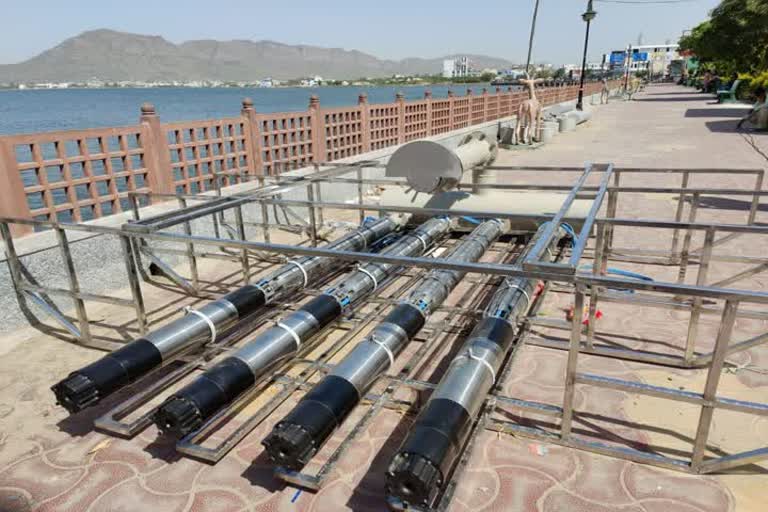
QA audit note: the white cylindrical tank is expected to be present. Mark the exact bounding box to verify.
[538,121,557,144]
[385,132,497,194]
[558,115,577,132]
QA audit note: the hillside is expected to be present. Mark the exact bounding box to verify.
[0,29,516,82]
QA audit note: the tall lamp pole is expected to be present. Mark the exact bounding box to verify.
[576,0,597,111]
[525,0,542,76]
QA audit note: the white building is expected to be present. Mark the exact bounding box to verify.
[442,57,471,78]
[610,44,680,76]
[564,62,606,73]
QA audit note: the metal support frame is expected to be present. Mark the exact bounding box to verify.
[2,162,767,511]
[275,236,516,491]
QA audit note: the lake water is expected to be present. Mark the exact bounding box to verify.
[3,84,512,222]
[0,84,498,135]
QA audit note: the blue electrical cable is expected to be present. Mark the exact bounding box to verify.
[560,222,577,240]
[578,264,653,293]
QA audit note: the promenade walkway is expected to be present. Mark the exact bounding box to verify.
[501,83,767,170]
[0,84,765,512]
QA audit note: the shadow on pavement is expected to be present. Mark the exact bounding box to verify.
[646,91,703,96]
[685,108,750,118]
[686,195,768,212]
[636,96,710,102]
[705,119,740,133]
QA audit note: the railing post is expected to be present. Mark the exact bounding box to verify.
[240,97,264,180]
[507,86,515,117]
[447,90,455,130]
[424,90,433,137]
[358,93,371,153]
[481,87,488,122]
[0,139,33,237]
[139,103,175,197]
[495,86,502,120]
[396,91,406,145]
[309,95,326,164]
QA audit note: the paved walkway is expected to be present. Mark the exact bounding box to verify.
[0,85,765,512]
[502,83,768,169]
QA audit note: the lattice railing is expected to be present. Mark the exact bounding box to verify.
[0,80,622,235]
[2,126,151,225]
[404,101,429,142]
[451,97,471,130]
[257,112,314,175]
[369,103,400,150]
[323,107,364,161]
[430,98,452,135]
[165,118,249,194]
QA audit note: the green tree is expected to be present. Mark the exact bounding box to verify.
[679,0,768,73]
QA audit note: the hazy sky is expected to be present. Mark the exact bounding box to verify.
[1,0,720,65]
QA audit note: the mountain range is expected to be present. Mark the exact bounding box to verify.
[0,29,517,83]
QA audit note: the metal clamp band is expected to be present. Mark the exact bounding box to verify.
[467,347,496,383]
[277,321,302,350]
[370,335,395,368]
[506,284,531,308]
[357,266,378,291]
[184,306,217,344]
[411,232,429,253]
[352,230,368,249]
[286,260,309,288]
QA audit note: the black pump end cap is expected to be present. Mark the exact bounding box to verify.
[52,373,99,414]
[386,452,443,507]
[153,396,204,437]
[262,422,316,470]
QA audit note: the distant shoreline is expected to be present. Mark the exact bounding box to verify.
[0,82,493,92]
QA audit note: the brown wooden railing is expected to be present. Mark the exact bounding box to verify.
[0,81,617,236]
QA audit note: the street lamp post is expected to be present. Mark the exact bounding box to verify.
[525,0,541,76]
[576,0,597,111]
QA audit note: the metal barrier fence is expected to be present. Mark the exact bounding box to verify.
[0,81,617,236]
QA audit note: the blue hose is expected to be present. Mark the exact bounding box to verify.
[560,222,577,240]
[461,216,483,225]
[578,264,653,293]
[578,264,653,282]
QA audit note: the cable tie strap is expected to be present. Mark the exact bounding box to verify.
[370,334,395,368]
[286,260,309,288]
[357,266,378,291]
[352,230,368,250]
[184,306,217,344]
[277,321,302,350]
[412,232,429,253]
[467,347,496,383]
[506,284,531,308]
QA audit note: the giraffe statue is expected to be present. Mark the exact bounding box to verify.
[515,75,544,145]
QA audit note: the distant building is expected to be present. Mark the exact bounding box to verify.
[608,44,680,77]
[563,62,606,78]
[442,57,471,78]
